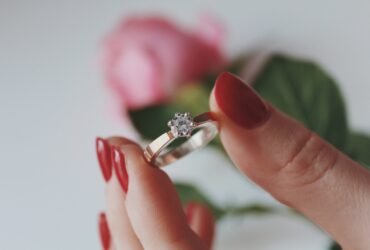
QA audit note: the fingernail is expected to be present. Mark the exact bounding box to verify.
[98,212,110,250]
[96,137,112,182]
[214,72,270,129]
[112,146,129,193]
[185,202,198,224]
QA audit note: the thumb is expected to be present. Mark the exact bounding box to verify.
[210,72,370,249]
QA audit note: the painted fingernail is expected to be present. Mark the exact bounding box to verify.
[214,72,270,129]
[96,137,112,182]
[112,146,129,193]
[98,212,110,250]
[185,202,198,224]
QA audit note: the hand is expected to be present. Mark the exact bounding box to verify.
[96,136,215,250]
[96,72,370,250]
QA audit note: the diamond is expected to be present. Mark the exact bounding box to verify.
[168,112,194,137]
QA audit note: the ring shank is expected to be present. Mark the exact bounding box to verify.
[143,112,218,167]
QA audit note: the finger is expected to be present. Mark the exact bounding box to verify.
[209,72,370,249]
[96,137,143,250]
[105,169,143,250]
[185,203,215,249]
[111,141,206,250]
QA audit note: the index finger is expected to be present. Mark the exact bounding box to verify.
[111,141,207,250]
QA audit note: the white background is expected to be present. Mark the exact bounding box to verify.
[0,1,369,249]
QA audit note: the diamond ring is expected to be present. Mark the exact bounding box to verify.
[143,112,219,167]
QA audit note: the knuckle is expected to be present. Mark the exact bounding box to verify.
[279,132,339,189]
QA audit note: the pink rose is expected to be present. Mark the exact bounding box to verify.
[102,15,226,109]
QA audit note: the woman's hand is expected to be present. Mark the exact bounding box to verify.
[96,72,370,250]
[96,136,215,250]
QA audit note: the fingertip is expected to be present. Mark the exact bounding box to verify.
[211,71,271,130]
[98,212,111,250]
[96,137,113,182]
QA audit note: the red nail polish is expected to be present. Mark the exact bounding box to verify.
[214,72,270,129]
[112,146,129,193]
[185,203,197,224]
[96,137,112,182]
[98,212,110,250]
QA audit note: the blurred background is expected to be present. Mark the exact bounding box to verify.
[1,1,369,249]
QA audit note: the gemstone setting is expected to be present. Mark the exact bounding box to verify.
[167,112,194,138]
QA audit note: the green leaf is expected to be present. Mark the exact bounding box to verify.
[347,132,370,168]
[175,182,224,219]
[253,55,349,151]
[129,104,178,140]
[225,53,251,74]
[329,241,342,250]
[129,84,211,141]
[222,204,277,216]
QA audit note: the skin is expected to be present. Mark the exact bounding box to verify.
[101,88,370,250]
